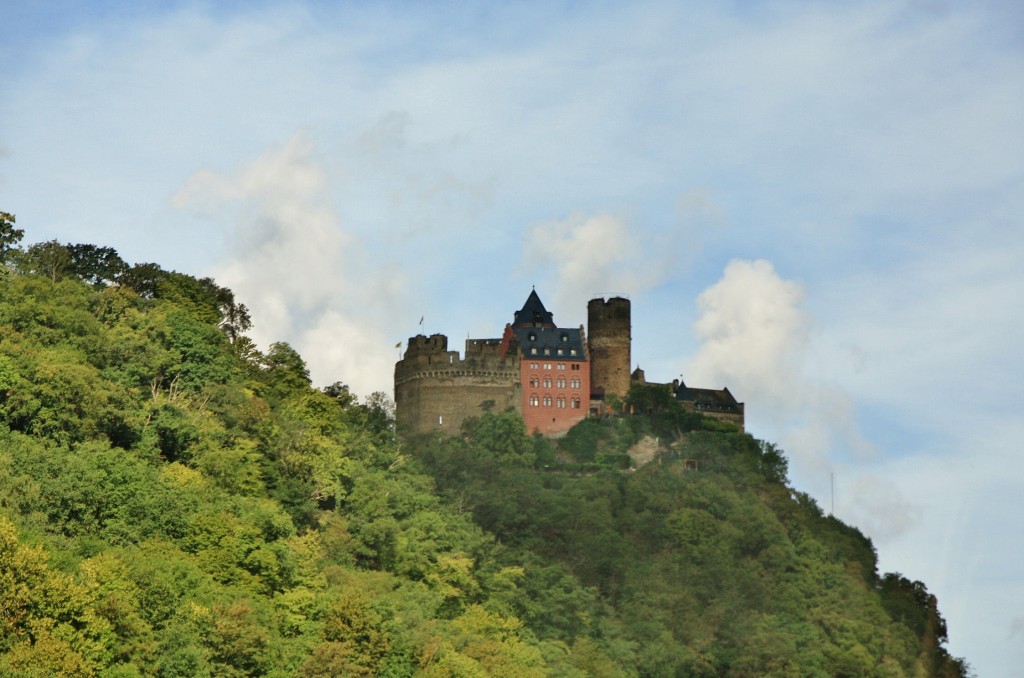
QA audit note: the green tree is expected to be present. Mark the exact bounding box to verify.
[0,516,112,674]
[19,239,73,281]
[461,410,535,467]
[0,211,24,266]
[117,262,167,298]
[261,342,311,401]
[67,243,130,287]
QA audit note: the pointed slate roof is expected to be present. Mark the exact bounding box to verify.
[512,289,555,328]
[509,290,587,361]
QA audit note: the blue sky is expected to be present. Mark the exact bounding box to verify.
[2,1,1023,673]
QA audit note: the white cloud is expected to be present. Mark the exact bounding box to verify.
[839,473,920,541]
[522,212,677,319]
[684,259,878,491]
[685,259,808,408]
[172,132,396,396]
[4,2,1024,673]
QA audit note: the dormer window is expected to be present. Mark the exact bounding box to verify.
[528,332,536,341]
[544,347,551,355]
[561,333,568,342]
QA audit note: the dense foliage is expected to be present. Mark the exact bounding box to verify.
[0,221,968,676]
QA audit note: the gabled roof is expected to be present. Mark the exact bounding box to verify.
[675,381,742,411]
[513,325,587,362]
[513,290,555,328]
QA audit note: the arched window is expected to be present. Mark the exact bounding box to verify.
[543,395,552,407]
[529,394,539,407]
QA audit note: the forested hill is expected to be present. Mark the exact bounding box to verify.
[0,218,969,676]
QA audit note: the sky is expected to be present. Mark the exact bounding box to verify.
[2,0,1022,673]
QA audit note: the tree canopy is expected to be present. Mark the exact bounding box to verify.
[0,216,969,676]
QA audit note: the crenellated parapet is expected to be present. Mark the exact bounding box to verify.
[395,334,521,435]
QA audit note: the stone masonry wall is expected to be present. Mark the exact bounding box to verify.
[395,334,520,436]
[588,297,632,400]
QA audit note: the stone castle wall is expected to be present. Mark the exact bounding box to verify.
[395,297,744,437]
[678,402,746,432]
[394,334,520,435]
[587,297,632,400]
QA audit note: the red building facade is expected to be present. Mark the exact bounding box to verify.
[499,291,590,437]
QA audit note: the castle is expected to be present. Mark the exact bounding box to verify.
[394,291,744,437]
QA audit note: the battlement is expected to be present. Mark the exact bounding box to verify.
[404,333,449,356]
[396,334,519,382]
[466,338,504,355]
[588,295,631,319]
[395,333,522,435]
[394,291,744,437]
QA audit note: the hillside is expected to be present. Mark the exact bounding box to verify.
[0,224,968,676]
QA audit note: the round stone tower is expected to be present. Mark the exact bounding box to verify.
[587,297,631,401]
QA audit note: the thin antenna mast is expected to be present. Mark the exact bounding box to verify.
[830,472,835,516]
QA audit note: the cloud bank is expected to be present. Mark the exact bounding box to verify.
[173,133,397,396]
[684,259,884,516]
[520,211,683,328]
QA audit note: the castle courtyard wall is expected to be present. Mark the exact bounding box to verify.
[395,334,520,436]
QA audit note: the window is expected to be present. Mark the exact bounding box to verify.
[543,395,553,407]
[557,348,564,356]
[570,378,580,389]
[543,377,552,388]
[570,348,577,356]
[530,362,539,370]
[544,347,551,356]
[530,377,539,388]
[561,333,568,342]
[557,396,566,408]
[570,397,580,409]
[557,378,566,388]
[557,363,566,370]
[528,332,536,341]
[530,347,537,355]
[544,363,552,370]
[529,394,539,407]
